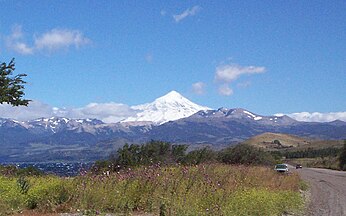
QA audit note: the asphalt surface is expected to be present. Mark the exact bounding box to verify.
[295,167,346,216]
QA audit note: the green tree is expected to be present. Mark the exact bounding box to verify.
[140,140,172,164]
[339,140,346,171]
[172,144,188,162]
[108,141,189,169]
[182,147,216,165]
[0,59,30,106]
[116,143,140,167]
[218,144,275,166]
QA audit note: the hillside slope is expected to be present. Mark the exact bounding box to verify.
[242,132,344,151]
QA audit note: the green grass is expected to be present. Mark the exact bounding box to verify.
[288,157,340,170]
[0,164,303,215]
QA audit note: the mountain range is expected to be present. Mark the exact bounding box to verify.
[1,91,345,162]
[122,91,210,124]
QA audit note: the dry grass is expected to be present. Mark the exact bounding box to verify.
[1,164,303,216]
[243,132,343,151]
[287,157,340,170]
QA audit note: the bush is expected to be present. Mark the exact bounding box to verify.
[17,166,43,176]
[0,165,18,176]
[98,141,280,172]
[339,140,346,171]
[284,147,341,159]
[218,144,276,166]
[25,176,74,211]
[108,141,189,169]
[0,164,303,215]
[181,147,216,165]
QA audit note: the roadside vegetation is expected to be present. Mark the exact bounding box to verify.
[339,140,346,171]
[279,147,342,170]
[0,164,303,216]
[95,140,278,171]
[277,143,345,170]
[0,141,304,215]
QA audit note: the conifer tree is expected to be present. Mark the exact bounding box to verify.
[0,59,30,106]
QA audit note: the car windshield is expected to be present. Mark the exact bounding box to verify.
[275,164,287,169]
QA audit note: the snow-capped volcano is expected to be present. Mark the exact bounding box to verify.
[122,91,211,124]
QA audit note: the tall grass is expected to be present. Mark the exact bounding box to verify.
[288,157,340,170]
[0,164,303,215]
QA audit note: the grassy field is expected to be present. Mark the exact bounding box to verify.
[243,132,344,151]
[0,164,304,216]
[287,157,340,170]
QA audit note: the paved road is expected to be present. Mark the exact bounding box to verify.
[295,167,346,216]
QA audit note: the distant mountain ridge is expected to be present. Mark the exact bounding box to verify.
[122,91,210,124]
[1,91,346,162]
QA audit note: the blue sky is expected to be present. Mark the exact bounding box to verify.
[0,1,345,122]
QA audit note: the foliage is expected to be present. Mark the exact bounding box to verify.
[0,59,30,106]
[0,176,26,215]
[25,176,74,211]
[17,176,30,194]
[218,144,276,166]
[283,147,341,159]
[0,165,18,176]
[97,141,277,172]
[181,147,216,165]
[103,140,190,170]
[0,165,43,177]
[339,140,346,171]
[17,166,43,176]
[288,157,340,170]
[0,164,303,215]
[273,139,281,145]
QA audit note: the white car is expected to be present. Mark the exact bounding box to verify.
[274,164,289,173]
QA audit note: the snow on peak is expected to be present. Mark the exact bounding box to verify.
[159,90,182,99]
[123,91,211,124]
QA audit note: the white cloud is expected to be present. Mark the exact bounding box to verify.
[218,84,233,96]
[215,64,266,83]
[10,42,34,55]
[0,101,56,120]
[284,112,346,122]
[34,29,91,52]
[5,25,33,55]
[173,5,201,23]
[214,63,265,96]
[237,81,251,88]
[192,82,206,95]
[67,102,136,123]
[5,25,91,54]
[9,25,23,39]
[0,101,137,123]
[1,101,345,123]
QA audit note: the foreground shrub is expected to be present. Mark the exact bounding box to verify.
[0,176,26,215]
[26,176,74,212]
[0,165,43,177]
[72,164,302,215]
[223,188,302,216]
[0,164,303,215]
